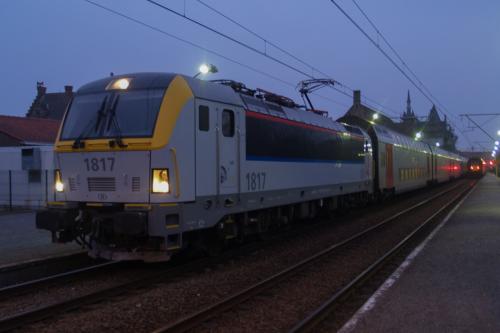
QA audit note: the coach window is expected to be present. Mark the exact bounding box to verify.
[199,105,209,131]
[222,109,235,137]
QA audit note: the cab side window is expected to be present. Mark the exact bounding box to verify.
[199,105,209,131]
[222,109,235,137]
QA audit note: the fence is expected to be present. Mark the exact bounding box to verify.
[0,170,56,210]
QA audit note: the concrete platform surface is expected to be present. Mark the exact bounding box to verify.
[0,212,81,267]
[340,173,500,333]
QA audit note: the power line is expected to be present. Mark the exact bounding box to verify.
[329,0,475,149]
[82,0,348,109]
[195,0,326,79]
[350,0,462,125]
[196,0,396,116]
[194,0,402,116]
[145,0,400,117]
[145,0,316,80]
[328,0,436,107]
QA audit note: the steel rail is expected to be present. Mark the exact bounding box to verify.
[0,234,276,332]
[0,260,119,300]
[0,251,97,290]
[0,251,87,276]
[289,180,476,333]
[151,181,467,333]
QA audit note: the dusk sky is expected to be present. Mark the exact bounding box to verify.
[1,0,499,150]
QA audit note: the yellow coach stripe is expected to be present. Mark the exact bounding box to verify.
[86,202,104,207]
[55,75,194,152]
[47,201,66,206]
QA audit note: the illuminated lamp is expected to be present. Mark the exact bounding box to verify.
[194,63,218,78]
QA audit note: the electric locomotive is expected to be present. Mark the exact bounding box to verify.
[466,157,485,178]
[36,73,373,261]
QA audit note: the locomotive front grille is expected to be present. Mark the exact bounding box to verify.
[132,177,141,192]
[88,177,116,192]
[68,177,79,191]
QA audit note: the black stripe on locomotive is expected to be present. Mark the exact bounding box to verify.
[245,111,365,163]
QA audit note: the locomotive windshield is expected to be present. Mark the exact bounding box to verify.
[60,89,164,140]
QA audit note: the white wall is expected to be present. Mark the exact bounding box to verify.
[0,145,56,209]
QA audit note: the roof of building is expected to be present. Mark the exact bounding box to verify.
[428,105,441,123]
[26,83,73,120]
[0,115,60,144]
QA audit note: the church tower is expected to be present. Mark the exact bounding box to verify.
[402,90,415,119]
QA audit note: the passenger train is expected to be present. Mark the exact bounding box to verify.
[36,72,466,261]
[466,157,486,178]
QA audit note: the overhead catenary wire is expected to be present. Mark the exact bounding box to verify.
[145,0,317,80]
[349,0,463,125]
[328,0,439,110]
[194,0,327,79]
[350,0,476,148]
[82,0,349,109]
[144,0,400,117]
[195,0,401,116]
[330,0,475,149]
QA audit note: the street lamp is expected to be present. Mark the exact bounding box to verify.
[435,142,440,147]
[497,130,500,136]
[372,113,379,120]
[495,141,499,146]
[415,132,422,140]
[194,63,218,78]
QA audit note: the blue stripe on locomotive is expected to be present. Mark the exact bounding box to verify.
[246,155,365,164]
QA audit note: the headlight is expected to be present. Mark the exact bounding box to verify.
[152,169,170,193]
[55,169,64,192]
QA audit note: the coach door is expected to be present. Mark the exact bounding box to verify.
[427,155,431,179]
[386,144,394,189]
[217,106,240,197]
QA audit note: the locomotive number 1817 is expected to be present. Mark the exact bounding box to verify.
[84,157,115,172]
[246,172,266,191]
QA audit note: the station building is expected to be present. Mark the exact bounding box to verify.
[344,90,458,152]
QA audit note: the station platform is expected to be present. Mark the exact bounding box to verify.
[341,173,500,333]
[0,211,81,267]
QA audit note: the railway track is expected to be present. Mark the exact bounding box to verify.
[0,233,282,332]
[290,180,476,332]
[0,260,120,300]
[150,180,475,333]
[0,181,472,332]
[0,251,95,288]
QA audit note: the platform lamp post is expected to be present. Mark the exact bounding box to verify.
[494,151,499,177]
[194,63,218,78]
[496,132,500,177]
[494,149,499,178]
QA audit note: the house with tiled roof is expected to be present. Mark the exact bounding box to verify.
[26,82,73,120]
[0,115,60,208]
[0,115,60,146]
